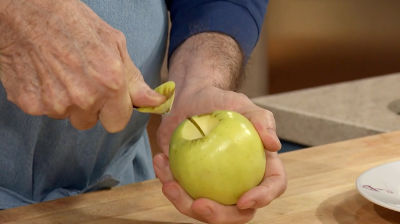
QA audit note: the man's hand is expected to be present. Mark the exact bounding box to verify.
[154,151,285,224]
[155,87,287,224]
[0,0,165,132]
[154,33,287,223]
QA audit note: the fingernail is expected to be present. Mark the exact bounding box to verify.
[240,200,256,209]
[165,185,179,200]
[198,206,213,217]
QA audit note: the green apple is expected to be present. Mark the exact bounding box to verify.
[169,110,266,205]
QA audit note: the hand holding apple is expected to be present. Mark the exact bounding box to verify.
[154,85,287,224]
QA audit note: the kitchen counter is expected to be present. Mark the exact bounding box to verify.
[2,131,400,223]
[252,73,400,146]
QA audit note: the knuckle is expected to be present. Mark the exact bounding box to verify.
[237,92,249,102]
[109,59,123,74]
[106,59,125,90]
[231,92,250,111]
[231,92,247,105]
[249,110,276,132]
[260,110,276,128]
[260,109,274,119]
[267,110,274,117]
[52,100,69,115]
[69,89,95,110]
[114,29,127,45]
[236,92,247,98]
[42,92,70,116]
[48,104,69,117]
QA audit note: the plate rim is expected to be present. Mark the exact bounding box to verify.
[356,160,400,212]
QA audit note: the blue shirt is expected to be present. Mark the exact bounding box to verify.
[167,0,269,59]
[0,0,168,210]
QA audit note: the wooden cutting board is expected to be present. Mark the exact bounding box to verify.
[2,131,400,223]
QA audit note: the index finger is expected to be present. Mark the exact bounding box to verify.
[99,86,133,133]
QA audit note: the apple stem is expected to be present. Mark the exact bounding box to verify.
[188,117,205,137]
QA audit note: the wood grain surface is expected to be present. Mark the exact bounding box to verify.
[2,131,400,223]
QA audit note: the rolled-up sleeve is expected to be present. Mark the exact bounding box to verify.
[166,0,269,60]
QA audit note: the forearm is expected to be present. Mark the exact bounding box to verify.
[168,32,244,91]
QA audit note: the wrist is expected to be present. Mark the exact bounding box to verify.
[168,58,221,95]
[168,32,244,91]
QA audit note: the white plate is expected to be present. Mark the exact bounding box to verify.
[356,161,400,212]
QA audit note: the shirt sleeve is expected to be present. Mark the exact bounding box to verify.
[166,0,269,61]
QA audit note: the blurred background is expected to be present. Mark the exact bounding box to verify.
[242,0,400,96]
[149,0,400,155]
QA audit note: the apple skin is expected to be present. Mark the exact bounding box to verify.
[136,81,175,114]
[169,110,266,205]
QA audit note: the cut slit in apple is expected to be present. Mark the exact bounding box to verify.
[184,115,219,140]
[136,81,175,114]
[187,117,205,137]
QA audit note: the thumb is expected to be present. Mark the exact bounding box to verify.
[130,79,166,107]
[156,112,184,154]
[126,62,166,108]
